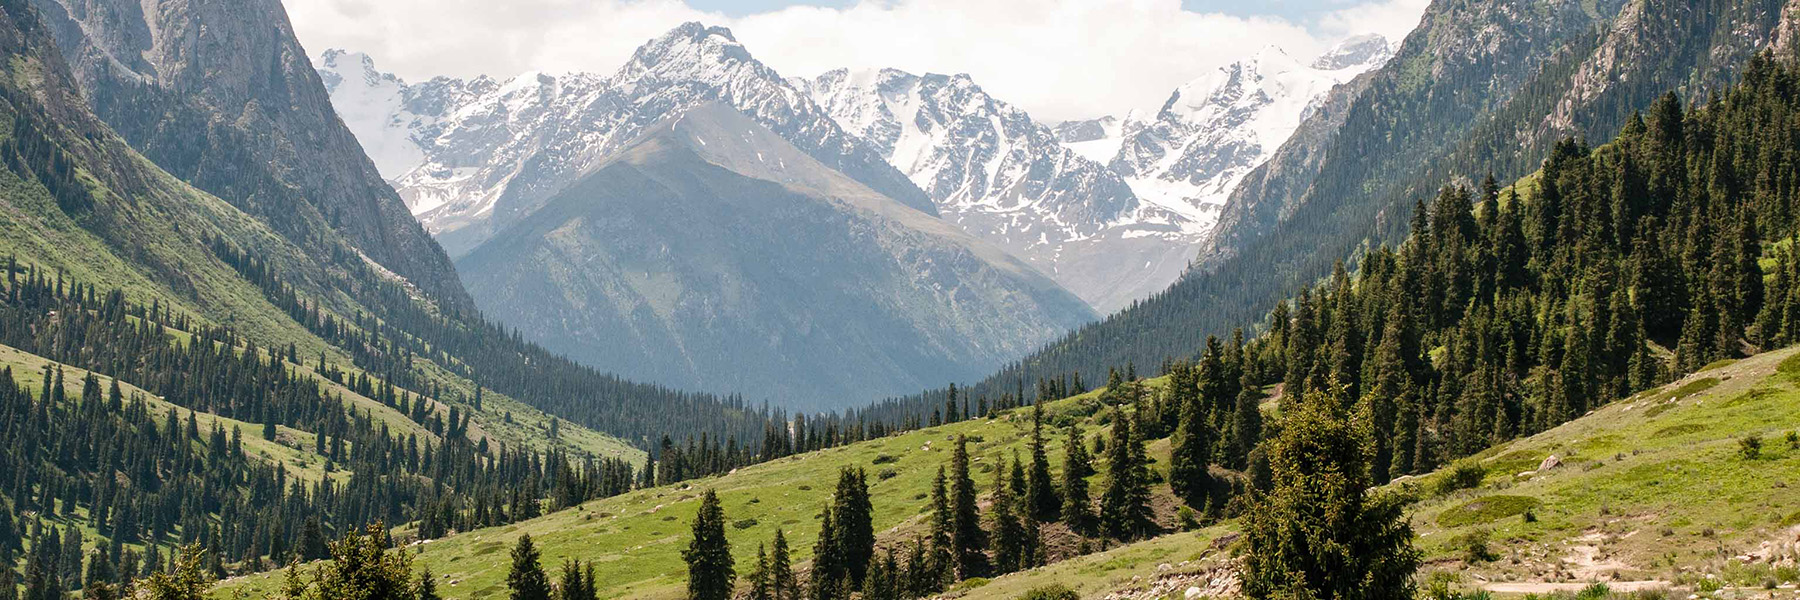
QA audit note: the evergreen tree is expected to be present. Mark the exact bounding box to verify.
[1025,402,1061,523]
[808,507,845,600]
[988,456,1026,574]
[507,534,552,600]
[284,524,416,600]
[138,546,211,600]
[683,490,735,600]
[1169,385,1215,511]
[417,566,441,600]
[745,545,771,600]
[557,560,596,600]
[1059,425,1096,534]
[947,436,988,579]
[1099,410,1155,541]
[1241,393,1419,600]
[769,529,797,600]
[831,468,874,588]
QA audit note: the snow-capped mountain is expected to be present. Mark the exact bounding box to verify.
[1100,35,1394,234]
[801,69,1200,312]
[320,28,1392,313]
[317,23,931,257]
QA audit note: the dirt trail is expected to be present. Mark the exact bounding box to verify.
[1482,581,1671,594]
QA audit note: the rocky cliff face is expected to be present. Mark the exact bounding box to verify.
[456,103,1097,408]
[27,0,472,311]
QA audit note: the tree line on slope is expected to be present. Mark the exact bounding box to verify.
[0,264,638,592]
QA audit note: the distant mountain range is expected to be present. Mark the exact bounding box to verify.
[322,25,1100,408]
[320,31,1392,314]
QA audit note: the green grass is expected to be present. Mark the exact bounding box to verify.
[213,380,1160,600]
[211,343,1800,599]
[1436,495,1542,528]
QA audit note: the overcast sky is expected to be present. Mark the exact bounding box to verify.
[283,0,1429,122]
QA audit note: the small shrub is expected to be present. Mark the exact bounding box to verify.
[1741,434,1763,460]
[1456,529,1497,563]
[878,469,898,481]
[1176,506,1200,532]
[1521,508,1537,523]
[731,518,758,530]
[1575,583,1610,600]
[1787,431,1798,450]
[872,454,898,465]
[1435,461,1488,496]
[797,485,811,491]
[1017,584,1080,600]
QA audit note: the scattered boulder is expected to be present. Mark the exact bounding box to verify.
[1538,455,1562,472]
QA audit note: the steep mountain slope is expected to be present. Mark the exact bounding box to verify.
[798,68,1176,312]
[1106,36,1391,236]
[0,0,770,459]
[794,39,1388,313]
[0,0,643,461]
[322,23,934,259]
[25,0,471,311]
[455,103,1097,409]
[947,0,1796,405]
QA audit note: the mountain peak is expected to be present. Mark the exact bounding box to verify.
[1312,33,1394,70]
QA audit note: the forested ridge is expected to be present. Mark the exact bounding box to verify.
[915,0,1794,414]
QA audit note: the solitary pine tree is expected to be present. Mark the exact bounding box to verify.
[832,468,875,588]
[746,545,772,600]
[507,534,551,600]
[1241,392,1419,600]
[988,457,1026,574]
[1059,425,1096,534]
[1169,387,1216,511]
[948,436,989,579]
[1227,368,1264,470]
[1025,402,1062,523]
[684,489,736,600]
[1100,410,1155,541]
[809,506,846,600]
[770,529,797,600]
[416,566,441,600]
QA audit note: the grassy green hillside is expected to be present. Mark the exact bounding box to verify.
[213,379,1188,600]
[0,343,344,485]
[210,344,1800,600]
[955,347,1800,600]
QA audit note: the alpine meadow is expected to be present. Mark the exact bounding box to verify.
[1,0,1799,599]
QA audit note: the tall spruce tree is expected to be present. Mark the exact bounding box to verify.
[1169,384,1215,511]
[1025,402,1062,523]
[1100,409,1156,541]
[770,529,797,600]
[746,545,772,600]
[988,456,1026,574]
[507,534,552,600]
[683,489,735,600]
[831,468,874,588]
[948,436,988,579]
[1059,425,1096,534]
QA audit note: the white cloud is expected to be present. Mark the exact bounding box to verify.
[283,0,1425,122]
